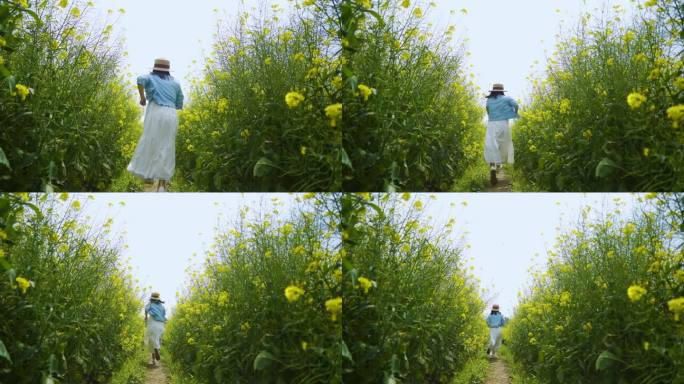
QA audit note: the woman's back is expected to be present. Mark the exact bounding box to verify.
[137,73,183,110]
[486,95,519,121]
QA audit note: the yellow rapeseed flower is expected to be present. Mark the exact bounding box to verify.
[627,92,646,109]
[667,297,684,321]
[70,7,81,18]
[627,285,647,301]
[324,103,342,127]
[559,291,571,307]
[15,277,32,294]
[59,0,68,7]
[0,36,6,48]
[325,296,342,321]
[303,0,315,5]
[18,0,28,8]
[357,276,375,294]
[675,270,684,283]
[359,0,371,8]
[284,285,305,302]
[413,7,423,18]
[401,0,410,8]
[285,91,305,109]
[15,84,30,101]
[666,105,684,124]
[357,84,374,102]
[675,77,684,91]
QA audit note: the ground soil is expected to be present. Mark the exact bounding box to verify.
[486,356,513,384]
[144,361,170,384]
[485,168,512,192]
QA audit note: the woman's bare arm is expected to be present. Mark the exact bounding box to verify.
[138,84,146,106]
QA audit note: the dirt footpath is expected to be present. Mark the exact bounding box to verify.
[486,357,513,384]
[144,361,170,384]
[485,168,512,192]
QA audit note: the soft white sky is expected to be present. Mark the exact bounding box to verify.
[83,0,293,90]
[426,0,636,103]
[77,193,297,315]
[416,193,639,316]
[79,0,636,105]
[71,193,643,318]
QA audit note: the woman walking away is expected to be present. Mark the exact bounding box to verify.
[484,84,519,186]
[128,58,184,192]
[486,304,506,358]
[145,292,167,366]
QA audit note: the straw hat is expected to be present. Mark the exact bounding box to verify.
[492,304,500,311]
[150,292,163,302]
[152,58,171,72]
[489,83,506,93]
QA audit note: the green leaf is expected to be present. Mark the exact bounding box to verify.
[340,340,353,363]
[0,147,10,169]
[595,350,624,371]
[340,147,353,170]
[253,350,276,371]
[0,339,11,363]
[362,9,385,26]
[253,157,277,178]
[595,157,620,178]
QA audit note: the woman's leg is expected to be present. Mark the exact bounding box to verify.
[488,329,496,356]
[157,179,168,192]
[493,329,502,356]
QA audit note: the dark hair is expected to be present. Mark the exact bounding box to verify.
[151,70,171,80]
[486,91,505,99]
[490,310,500,315]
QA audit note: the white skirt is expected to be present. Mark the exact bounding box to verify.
[127,102,178,181]
[484,120,514,164]
[489,327,503,350]
[146,319,165,351]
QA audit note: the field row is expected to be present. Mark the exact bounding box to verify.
[2,193,683,383]
[2,1,680,192]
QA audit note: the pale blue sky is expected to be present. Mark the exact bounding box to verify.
[77,193,297,314]
[415,193,639,315]
[427,0,636,103]
[82,0,636,106]
[85,0,293,90]
[71,193,642,318]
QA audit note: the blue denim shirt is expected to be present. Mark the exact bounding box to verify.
[145,301,167,322]
[486,313,505,328]
[486,95,519,121]
[137,74,184,110]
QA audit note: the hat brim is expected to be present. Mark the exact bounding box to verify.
[489,90,506,93]
[152,67,172,72]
